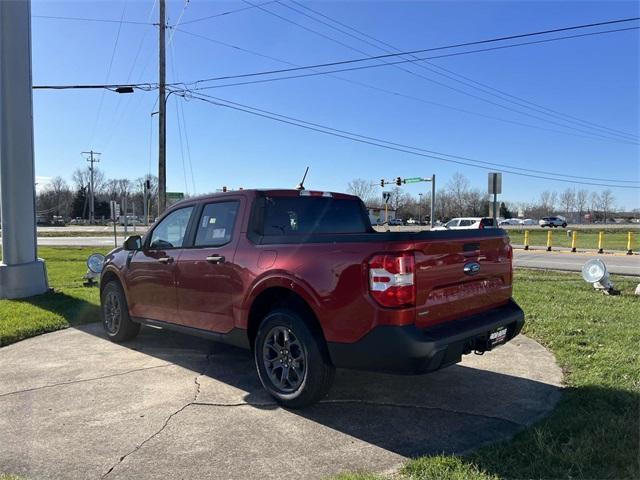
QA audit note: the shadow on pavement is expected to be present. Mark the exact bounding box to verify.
[76,322,563,458]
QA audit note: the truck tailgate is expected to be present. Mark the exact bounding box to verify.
[413,234,512,329]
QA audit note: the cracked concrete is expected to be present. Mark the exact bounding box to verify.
[0,323,563,479]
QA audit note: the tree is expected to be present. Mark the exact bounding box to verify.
[575,189,589,223]
[559,188,575,221]
[499,202,512,219]
[599,190,615,223]
[346,178,376,204]
[447,173,470,217]
[71,187,88,219]
[539,190,557,215]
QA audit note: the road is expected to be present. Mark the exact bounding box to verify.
[3,236,639,276]
[513,250,639,276]
[0,323,562,480]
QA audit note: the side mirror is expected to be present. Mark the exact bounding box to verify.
[123,235,142,251]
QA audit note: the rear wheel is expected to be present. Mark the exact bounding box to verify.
[101,281,140,342]
[254,307,335,408]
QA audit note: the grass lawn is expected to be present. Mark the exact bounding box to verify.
[0,247,107,347]
[507,228,637,251]
[337,270,640,480]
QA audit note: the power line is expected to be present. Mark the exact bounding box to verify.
[175,28,639,145]
[31,14,153,26]
[188,26,640,145]
[89,0,129,147]
[102,0,159,150]
[186,21,639,90]
[175,90,639,189]
[179,0,278,25]
[244,1,637,144]
[282,0,638,142]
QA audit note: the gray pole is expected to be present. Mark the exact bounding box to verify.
[0,0,49,298]
[143,179,148,226]
[158,0,167,215]
[430,174,436,228]
[83,150,100,224]
[493,175,498,224]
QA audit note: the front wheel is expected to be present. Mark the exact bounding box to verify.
[101,281,140,342]
[254,308,335,408]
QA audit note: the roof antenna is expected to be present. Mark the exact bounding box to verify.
[295,166,309,191]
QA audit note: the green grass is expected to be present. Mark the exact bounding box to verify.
[0,247,107,347]
[338,270,640,480]
[507,228,637,251]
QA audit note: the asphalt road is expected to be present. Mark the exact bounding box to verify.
[513,250,640,276]
[0,323,562,480]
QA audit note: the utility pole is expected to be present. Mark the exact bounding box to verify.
[158,0,167,214]
[430,174,436,228]
[0,0,49,299]
[82,150,100,224]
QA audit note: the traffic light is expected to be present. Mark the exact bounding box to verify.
[396,177,402,186]
[145,179,151,190]
[380,179,385,187]
[222,186,227,192]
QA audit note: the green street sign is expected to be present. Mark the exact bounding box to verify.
[166,192,185,206]
[403,177,423,184]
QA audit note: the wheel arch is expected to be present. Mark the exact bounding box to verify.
[247,286,327,354]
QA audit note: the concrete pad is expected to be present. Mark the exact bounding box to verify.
[0,323,563,479]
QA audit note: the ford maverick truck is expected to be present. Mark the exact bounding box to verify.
[100,189,524,407]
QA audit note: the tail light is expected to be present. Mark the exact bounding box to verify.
[368,252,415,308]
[479,222,484,229]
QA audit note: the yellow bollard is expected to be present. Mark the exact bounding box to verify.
[627,231,634,255]
[571,230,577,252]
[524,230,529,250]
[546,230,553,252]
[597,231,604,254]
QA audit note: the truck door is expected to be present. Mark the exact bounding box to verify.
[126,205,195,323]
[175,198,243,333]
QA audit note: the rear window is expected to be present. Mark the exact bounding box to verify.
[256,195,369,235]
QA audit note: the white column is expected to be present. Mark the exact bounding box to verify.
[0,0,49,299]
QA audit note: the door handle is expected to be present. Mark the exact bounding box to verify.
[205,255,225,264]
[158,256,173,264]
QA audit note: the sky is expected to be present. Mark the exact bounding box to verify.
[30,0,640,208]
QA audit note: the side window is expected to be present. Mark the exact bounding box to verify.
[195,201,240,247]
[149,206,194,249]
[446,219,459,228]
[459,220,473,227]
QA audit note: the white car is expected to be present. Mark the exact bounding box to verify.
[432,217,496,230]
[539,216,567,228]
[520,218,536,225]
[498,218,520,226]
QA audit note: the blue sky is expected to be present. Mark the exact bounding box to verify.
[31,0,639,208]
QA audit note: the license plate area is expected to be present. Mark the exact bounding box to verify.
[489,325,508,348]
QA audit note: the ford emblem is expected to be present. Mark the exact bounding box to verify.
[463,262,481,275]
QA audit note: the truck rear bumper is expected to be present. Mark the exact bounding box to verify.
[327,300,525,374]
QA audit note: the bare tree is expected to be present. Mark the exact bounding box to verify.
[346,178,376,204]
[575,189,589,224]
[539,190,557,215]
[559,188,575,221]
[599,190,615,223]
[590,191,600,221]
[447,173,470,217]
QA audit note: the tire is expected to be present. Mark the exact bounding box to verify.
[562,223,567,228]
[254,307,335,408]
[101,281,140,342]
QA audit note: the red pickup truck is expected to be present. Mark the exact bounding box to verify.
[100,189,524,407]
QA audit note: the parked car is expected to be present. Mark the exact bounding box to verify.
[100,189,524,407]
[520,218,537,225]
[388,218,403,226]
[539,216,567,228]
[432,217,496,230]
[498,218,520,226]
